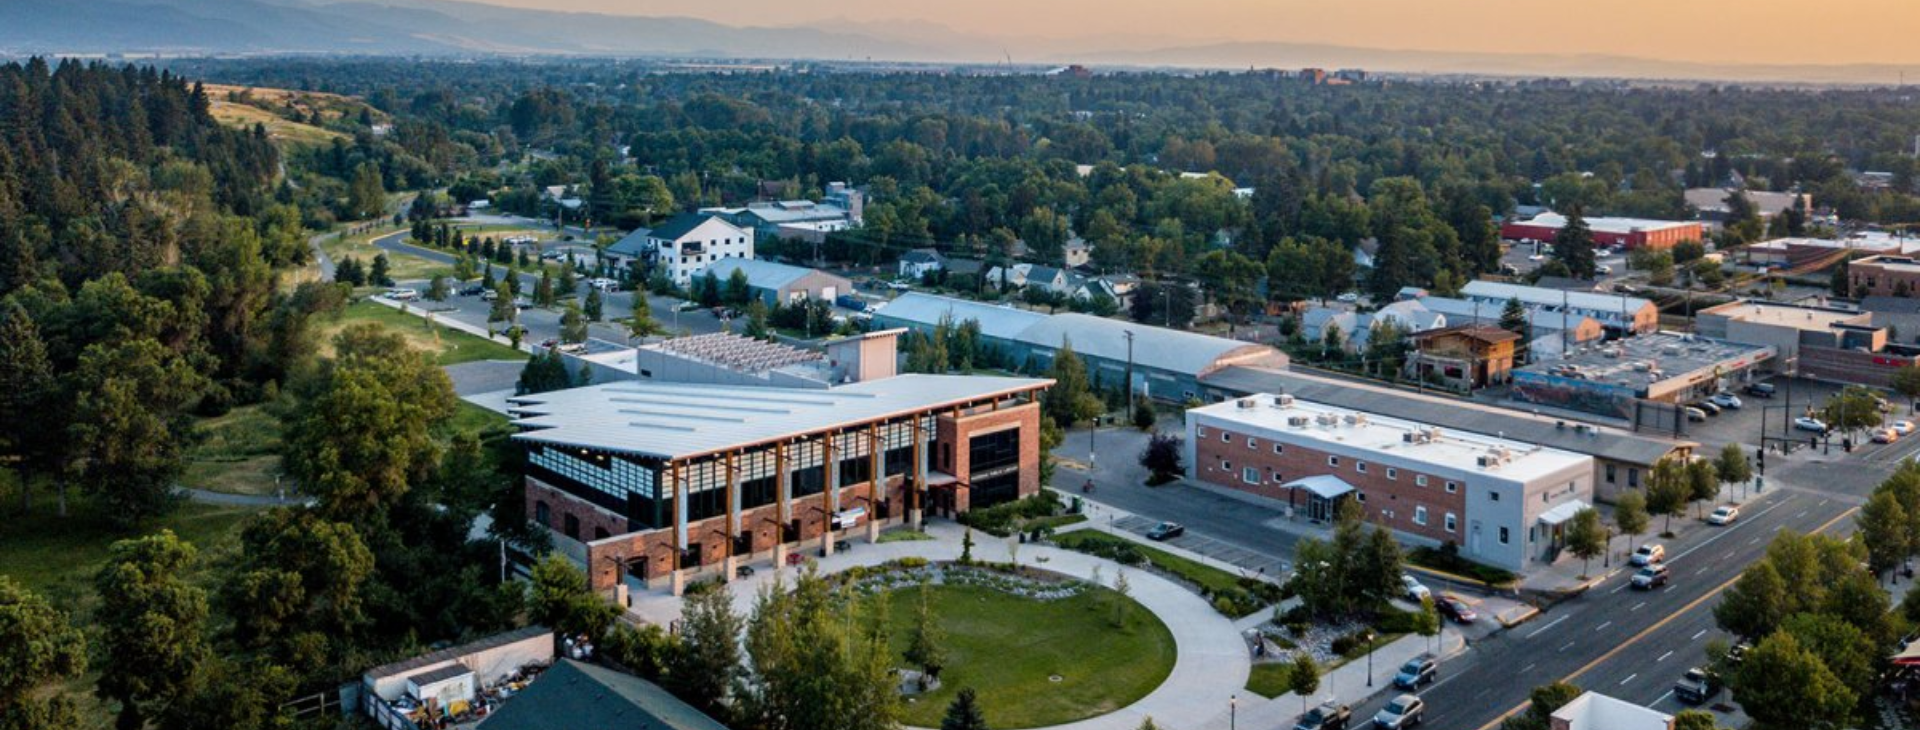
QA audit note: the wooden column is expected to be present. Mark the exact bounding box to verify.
[774,441,790,568]
[911,416,926,531]
[670,461,686,595]
[867,422,883,543]
[822,432,837,556]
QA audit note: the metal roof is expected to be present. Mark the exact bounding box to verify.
[509,374,1050,461]
[872,292,1049,341]
[693,258,842,291]
[477,659,730,730]
[1199,367,1689,466]
[1286,475,1356,499]
[1417,296,1597,333]
[1017,313,1279,376]
[1461,280,1655,319]
[647,212,734,242]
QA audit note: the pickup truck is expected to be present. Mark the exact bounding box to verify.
[1674,667,1721,704]
[1293,701,1351,730]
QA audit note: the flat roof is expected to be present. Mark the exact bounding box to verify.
[1199,367,1689,465]
[1516,332,1773,390]
[1508,212,1698,235]
[508,374,1050,461]
[1460,280,1654,319]
[1191,394,1593,482]
[1856,255,1920,274]
[1699,300,1868,331]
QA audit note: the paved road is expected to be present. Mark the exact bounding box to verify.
[368,229,727,345]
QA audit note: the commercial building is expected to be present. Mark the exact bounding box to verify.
[692,258,852,308]
[703,183,863,242]
[1549,692,1673,730]
[1499,212,1703,250]
[1408,325,1520,390]
[362,627,554,729]
[1412,296,1605,359]
[1694,300,1875,369]
[1684,188,1809,226]
[1510,332,1774,422]
[872,292,1288,403]
[1749,231,1920,271]
[604,213,754,286]
[1849,254,1920,298]
[1197,367,1691,502]
[1459,280,1659,335]
[511,373,1051,592]
[1186,394,1595,571]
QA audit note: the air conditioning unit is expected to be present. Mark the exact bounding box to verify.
[1477,454,1497,468]
[1237,398,1257,409]
[1425,428,1443,441]
[1273,394,1296,408]
[1316,414,1338,426]
[1288,416,1311,428]
[1403,432,1417,443]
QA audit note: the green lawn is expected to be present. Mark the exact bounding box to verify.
[1246,662,1297,698]
[883,584,1174,729]
[183,404,283,496]
[1052,530,1246,597]
[320,300,527,366]
[876,529,934,543]
[0,495,260,601]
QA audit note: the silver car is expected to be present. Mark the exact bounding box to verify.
[1373,694,1425,729]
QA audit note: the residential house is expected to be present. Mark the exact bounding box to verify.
[1076,273,1141,310]
[985,263,1082,296]
[693,259,852,308]
[1459,280,1658,335]
[1063,237,1093,268]
[610,213,755,287]
[899,248,948,280]
[1409,325,1520,390]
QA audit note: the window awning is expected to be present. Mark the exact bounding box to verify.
[1538,499,1592,526]
[1284,475,1356,500]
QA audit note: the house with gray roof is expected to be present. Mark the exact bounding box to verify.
[477,660,729,730]
[694,258,852,308]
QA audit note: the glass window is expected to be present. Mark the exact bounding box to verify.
[1356,461,1367,474]
[1446,481,1458,493]
[1247,437,1257,449]
[1445,513,1457,532]
[1197,426,1208,438]
[1242,467,1260,485]
[1414,506,1428,525]
[1386,467,1397,480]
[1416,475,1428,487]
[1273,443,1285,455]
[1221,431,1231,443]
[1222,460,1232,471]
[1605,464,1617,483]
[1328,456,1340,467]
[1498,527,1510,544]
[1490,490,1500,501]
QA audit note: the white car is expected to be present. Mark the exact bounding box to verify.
[1708,505,1740,526]
[588,277,619,292]
[1708,393,1742,410]
[1631,543,1665,566]
[1373,694,1425,730]
[1794,417,1829,433]
[1895,420,1915,436]
[385,288,419,301]
[1596,264,1614,275]
[1336,292,1361,303]
[1401,574,1431,602]
[1527,253,1546,261]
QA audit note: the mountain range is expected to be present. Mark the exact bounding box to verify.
[2,0,1916,85]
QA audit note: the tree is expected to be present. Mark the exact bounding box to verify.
[529,554,619,641]
[1894,365,1920,411]
[725,268,753,306]
[1552,207,1597,279]
[0,577,87,730]
[369,253,393,287]
[1499,297,1528,339]
[1563,507,1606,578]
[1822,385,1884,436]
[1857,489,1911,582]
[1132,400,1157,431]
[454,254,477,282]
[740,568,901,730]
[1044,339,1103,429]
[557,259,578,297]
[1779,611,1878,692]
[427,275,449,301]
[672,586,745,720]
[95,531,209,730]
[941,688,989,730]
[1645,457,1691,535]
[743,301,770,340]
[1730,632,1856,730]
[1613,490,1650,557]
[696,271,723,308]
[584,287,604,322]
[1500,682,1584,730]
[346,162,386,220]
[1715,443,1752,495]
[0,300,57,513]
[1673,710,1722,730]
[904,581,948,683]
[535,268,556,306]
[1139,432,1186,484]
[222,510,375,673]
[489,280,517,328]
[1286,652,1320,717]
[67,338,208,527]
[1686,458,1719,518]
[1414,594,1442,653]
[517,349,576,395]
[560,302,589,344]
[628,293,661,340]
[282,324,456,520]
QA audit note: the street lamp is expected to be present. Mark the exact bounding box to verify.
[1365,630,1377,687]
[1230,694,1237,730]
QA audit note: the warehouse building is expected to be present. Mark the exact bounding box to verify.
[693,259,852,308]
[1187,394,1595,571]
[511,373,1051,593]
[1500,212,1703,250]
[872,292,1287,402]
[1459,280,1659,336]
[1198,366,1691,502]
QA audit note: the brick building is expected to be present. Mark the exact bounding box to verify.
[1849,255,1920,298]
[510,374,1051,593]
[1185,395,1594,572]
[1500,212,1702,250]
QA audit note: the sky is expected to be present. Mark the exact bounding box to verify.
[473,0,1920,66]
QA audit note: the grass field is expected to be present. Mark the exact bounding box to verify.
[1051,530,1247,597]
[207,99,345,147]
[318,300,526,366]
[319,228,453,283]
[0,495,260,601]
[183,404,283,496]
[883,584,1175,729]
[1246,662,1297,698]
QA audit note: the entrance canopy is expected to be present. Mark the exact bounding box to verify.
[1895,641,1920,667]
[1538,499,1592,527]
[1285,475,1357,500]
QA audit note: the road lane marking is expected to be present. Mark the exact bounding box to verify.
[1521,663,1537,673]
[1631,601,1646,612]
[1611,583,1630,594]
[1473,504,1861,730]
[1748,537,1759,545]
[1652,689,1675,707]
[1595,621,1612,631]
[1560,641,1576,652]
[1695,566,1711,575]
[1795,509,1809,518]
[1525,616,1569,639]
[1691,629,1707,641]
[1657,650,1673,662]
[1620,673,1637,686]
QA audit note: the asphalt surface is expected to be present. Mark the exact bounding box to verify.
[369,229,729,345]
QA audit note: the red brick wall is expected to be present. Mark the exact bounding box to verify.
[1850,260,1920,298]
[1192,423,1468,544]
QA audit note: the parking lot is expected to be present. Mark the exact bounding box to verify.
[1110,514,1291,578]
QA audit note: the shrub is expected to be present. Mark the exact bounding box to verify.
[1330,634,1360,656]
[1373,605,1421,634]
[1407,545,1518,586]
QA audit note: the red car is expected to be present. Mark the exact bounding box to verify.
[1437,595,1477,623]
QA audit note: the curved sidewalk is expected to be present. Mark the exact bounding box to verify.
[627,519,1250,730]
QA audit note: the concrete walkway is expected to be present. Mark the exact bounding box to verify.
[627,519,1251,730]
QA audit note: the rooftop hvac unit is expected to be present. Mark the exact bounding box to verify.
[1477,454,1498,468]
[1273,394,1296,408]
[1288,416,1311,428]
[1237,398,1257,409]
[1316,414,1339,426]
[1403,431,1418,443]
[1632,361,1653,372]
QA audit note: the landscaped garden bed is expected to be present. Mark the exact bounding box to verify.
[1050,530,1287,617]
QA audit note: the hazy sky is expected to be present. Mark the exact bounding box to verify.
[477,0,1920,65]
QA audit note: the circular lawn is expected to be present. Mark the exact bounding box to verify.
[882,582,1176,729]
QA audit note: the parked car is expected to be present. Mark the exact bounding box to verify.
[1294,701,1352,730]
[512,296,532,310]
[1631,543,1665,566]
[1896,420,1916,436]
[1393,657,1438,689]
[1336,291,1361,303]
[1527,252,1546,261]
[1145,522,1185,541]
[1692,400,1722,416]
[1708,505,1740,525]
[1613,283,1640,294]
[1436,595,1477,623]
[1499,263,1522,276]
[1745,382,1777,398]
[457,284,486,297]
[1401,574,1431,602]
[1596,264,1614,275]
[588,277,619,292]
[481,288,500,301]
[385,288,419,301]
[1795,416,1829,433]
[835,294,869,312]
[1631,564,1670,590]
[1685,407,1708,423]
[1674,667,1722,704]
[1372,694,1425,729]
[1708,393,1743,410]
[1875,428,1900,444]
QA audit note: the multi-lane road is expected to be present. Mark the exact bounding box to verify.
[1072,421,1901,729]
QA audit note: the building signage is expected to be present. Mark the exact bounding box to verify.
[972,465,1019,481]
[831,506,866,530]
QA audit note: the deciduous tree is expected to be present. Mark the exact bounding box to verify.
[1563,507,1606,578]
[0,577,87,730]
[1731,632,1856,730]
[95,530,209,730]
[529,554,618,641]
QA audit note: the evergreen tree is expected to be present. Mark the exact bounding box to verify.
[516,350,573,395]
[1552,207,1597,279]
[535,269,555,306]
[584,287,604,321]
[671,587,745,722]
[726,268,753,306]
[905,581,948,683]
[0,300,57,512]
[941,688,989,730]
[427,275,448,301]
[1044,339,1103,429]
[560,303,588,344]
[369,254,392,287]
[489,281,517,328]
[346,162,386,220]
[557,259,577,297]
[628,294,661,340]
